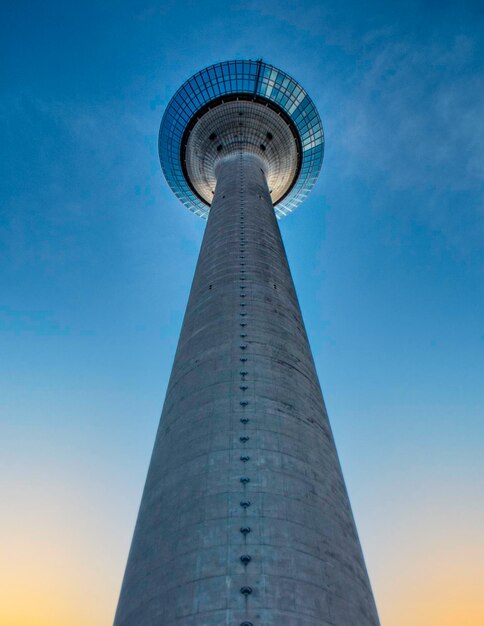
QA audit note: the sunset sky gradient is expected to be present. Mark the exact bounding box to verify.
[1,1,483,625]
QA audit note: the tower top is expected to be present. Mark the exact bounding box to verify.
[159,59,324,219]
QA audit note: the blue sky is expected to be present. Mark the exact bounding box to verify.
[1,1,483,624]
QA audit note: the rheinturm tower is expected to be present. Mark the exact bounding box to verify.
[114,60,380,626]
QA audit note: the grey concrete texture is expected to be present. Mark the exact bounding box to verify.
[114,152,380,626]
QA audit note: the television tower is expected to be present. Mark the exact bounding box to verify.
[114,60,380,626]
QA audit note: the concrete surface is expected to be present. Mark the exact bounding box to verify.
[114,151,380,626]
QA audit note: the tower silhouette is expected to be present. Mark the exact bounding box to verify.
[114,60,380,626]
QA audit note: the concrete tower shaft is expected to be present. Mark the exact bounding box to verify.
[114,151,380,625]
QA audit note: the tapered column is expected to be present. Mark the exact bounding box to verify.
[114,152,380,626]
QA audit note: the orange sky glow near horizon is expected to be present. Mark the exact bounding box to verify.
[1,468,483,626]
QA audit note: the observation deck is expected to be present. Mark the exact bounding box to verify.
[159,59,324,219]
